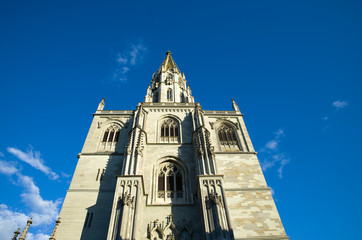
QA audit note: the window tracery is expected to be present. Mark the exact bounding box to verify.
[160,118,179,143]
[217,124,240,151]
[157,162,184,201]
[102,125,120,143]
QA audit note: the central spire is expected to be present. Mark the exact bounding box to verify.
[144,51,194,103]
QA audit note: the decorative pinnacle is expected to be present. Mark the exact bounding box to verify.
[166,50,171,56]
[12,228,21,240]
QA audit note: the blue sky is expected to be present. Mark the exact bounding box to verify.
[0,0,361,239]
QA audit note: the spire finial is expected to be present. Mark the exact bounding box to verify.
[49,217,61,240]
[12,228,21,240]
[19,217,32,240]
[232,99,240,112]
[97,98,105,111]
[166,51,171,56]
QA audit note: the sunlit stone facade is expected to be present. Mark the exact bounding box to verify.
[56,52,289,240]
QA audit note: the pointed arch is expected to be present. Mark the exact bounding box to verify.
[215,122,241,151]
[159,117,179,143]
[151,156,191,205]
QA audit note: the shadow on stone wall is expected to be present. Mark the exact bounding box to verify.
[79,121,129,240]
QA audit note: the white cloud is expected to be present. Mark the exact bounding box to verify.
[27,233,50,240]
[61,172,71,178]
[0,204,29,240]
[0,160,19,176]
[0,150,61,239]
[0,203,52,240]
[7,147,59,180]
[259,129,290,179]
[16,174,62,226]
[277,159,290,179]
[332,100,348,109]
[112,41,147,82]
[265,140,278,150]
[129,43,147,65]
[122,66,130,74]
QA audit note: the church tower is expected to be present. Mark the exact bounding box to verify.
[55,52,289,240]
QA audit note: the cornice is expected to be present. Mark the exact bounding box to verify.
[214,151,257,155]
[224,187,271,192]
[78,152,124,158]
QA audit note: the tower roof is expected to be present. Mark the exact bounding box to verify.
[157,51,181,73]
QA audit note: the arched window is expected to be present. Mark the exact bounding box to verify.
[160,118,179,142]
[167,88,173,101]
[157,162,183,200]
[102,126,120,143]
[217,124,240,151]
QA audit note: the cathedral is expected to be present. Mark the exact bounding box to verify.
[55,51,289,240]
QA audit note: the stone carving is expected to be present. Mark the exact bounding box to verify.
[206,191,223,207]
[148,215,192,240]
[118,192,134,207]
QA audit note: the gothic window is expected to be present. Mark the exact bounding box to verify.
[217,124,240,151]
[160,118,179,142]
[102,126,120,143]
[167,88,173,101]
[157,162,184,200]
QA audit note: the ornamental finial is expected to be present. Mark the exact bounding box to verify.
[166,51,171,56]
[49,217,61,240]
[12,228,21,240]
[19,217,32,240]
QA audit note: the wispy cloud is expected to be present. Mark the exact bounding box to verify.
[111,42,147,82]
[322,100,349,130]
[332,100,348,110]
[259,129,290,179]
[0,204,29,240]
[0,160,19,176]
[0,171,61,239]
[0,152,4,157]
[16,174,62,226]
[7,147,59,180]
[61,172,71,178]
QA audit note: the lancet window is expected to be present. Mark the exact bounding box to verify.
[102,126,120,143]
[217,124,240,151]
[160,118,179,142]
[167,88,173,101]
[157,162,184,200]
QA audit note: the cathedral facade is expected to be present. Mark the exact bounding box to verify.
[56,52,289,240]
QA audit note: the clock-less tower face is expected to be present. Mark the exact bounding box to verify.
[55,52,288,240]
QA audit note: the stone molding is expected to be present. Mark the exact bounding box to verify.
[235,236,290,240]
[224,187,271,192]
[79,152,124,157]
[214,151,257,155]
